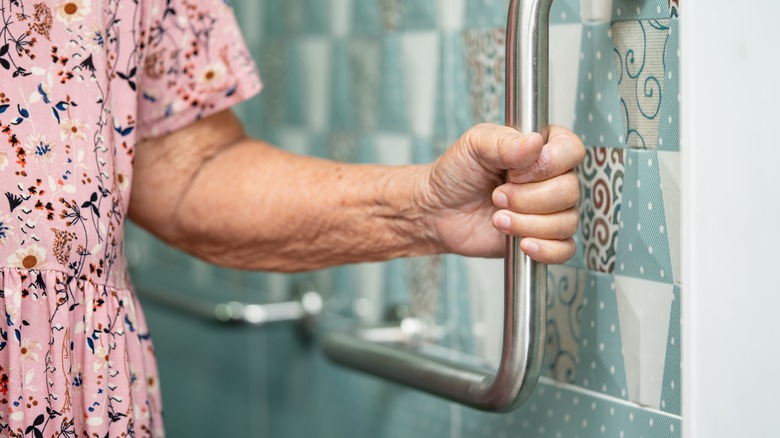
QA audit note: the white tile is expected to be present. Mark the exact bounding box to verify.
[330,0,353,37]
[437,0,465,31]
[549,23,582,128]
[614,275,674,409]
[658,151,682,284]
[400,32,440,139]
[580,0,613,22]
[374,134,413,164]
[299,39,332,132]
[465,257,504,365]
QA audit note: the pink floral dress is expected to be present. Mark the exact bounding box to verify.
[0,0,261,436]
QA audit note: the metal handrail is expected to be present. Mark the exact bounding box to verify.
[136,286,323,330]
[322,0,553,412]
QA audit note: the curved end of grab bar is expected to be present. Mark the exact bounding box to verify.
[323,0,553,412]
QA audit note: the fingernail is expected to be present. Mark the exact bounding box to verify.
[495,213,511,230]
[524,240,540,254]
[494,191,508,208]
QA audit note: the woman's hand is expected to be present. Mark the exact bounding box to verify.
[423,123,585,264]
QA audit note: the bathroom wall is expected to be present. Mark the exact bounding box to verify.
[125,0,683,436]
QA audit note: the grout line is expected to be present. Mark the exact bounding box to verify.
[537,377,683,421]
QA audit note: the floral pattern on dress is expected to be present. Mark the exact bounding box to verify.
[0,0,262,436]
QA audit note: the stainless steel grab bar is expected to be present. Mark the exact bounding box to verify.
[322,0,553,412]
[136,286,323,330]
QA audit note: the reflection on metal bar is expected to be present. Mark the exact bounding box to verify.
[323,0,553,412]
[136,286,323,329]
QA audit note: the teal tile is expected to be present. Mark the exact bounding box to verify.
[443,255,475,355]
[377,36,410,132]
[349,39,381,132]
[355,134,379,163]
[352,0,382,37]
[658,18,680,152]
[303,0,330,35]
[461,380,681,437]
[615,150,674,283]
[329,39,357,131]
[550,0,582,24]
[574,22,626,148]
[613,0,671,21]
[411,137,436,164]
[576,271,629,400]
[433,33,472,143]
[660,284,681,415]
[263,0,286,39]
[464,0,508,30]
[399,0,437,31]
[284,41,306,126]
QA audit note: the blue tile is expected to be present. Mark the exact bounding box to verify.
[329,39,357,131]
[658,18,680,152]
[263,0,286,39]
[377,36,410,132]
[284,42,306,126]
[575,271,629,399]
[574,22,626,148]
[550,0,582,24]
[399,0,437,31]
[302,0,330,35]
[464,0,508,30]
[613,0,671,21]
[615,149,674,283]
[352,0,382,37]
[433,33,473,143]
[660,284,682,415]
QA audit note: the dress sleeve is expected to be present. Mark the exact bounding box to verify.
[135,0,263,141]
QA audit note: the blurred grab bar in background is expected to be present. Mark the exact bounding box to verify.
[136,286,323,332]
[322,0,554,412]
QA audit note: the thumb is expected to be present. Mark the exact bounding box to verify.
[460,123,545,173]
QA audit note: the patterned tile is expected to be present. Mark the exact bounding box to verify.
[463,0,508,30]
[579,147,625,273]
[463,28,506,125]
[660,285,681,415]
[551,0,582,24]
[612,19,670,149]
[545,266,586,384]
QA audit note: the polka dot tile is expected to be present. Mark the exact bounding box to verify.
[550,0,582,24]
[612,0,671,21]
[573,22,626,148]
[461,380,681,438]
[615,149,674,284]
[658,18,681,152]
[660,284,682,415]
[575,271,629,400]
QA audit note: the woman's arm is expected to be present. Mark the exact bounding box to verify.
[129,110,583,272]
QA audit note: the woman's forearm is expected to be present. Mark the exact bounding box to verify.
[129,111,440,272]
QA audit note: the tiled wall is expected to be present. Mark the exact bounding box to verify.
[125,0,682,436]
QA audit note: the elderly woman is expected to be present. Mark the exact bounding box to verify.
[0,0,582,435]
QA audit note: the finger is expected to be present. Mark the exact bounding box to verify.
[520,238,577,265]
[493,170,580,214]
[492,207,579,241]
[461,123,545,173]
[508,125,585,184]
